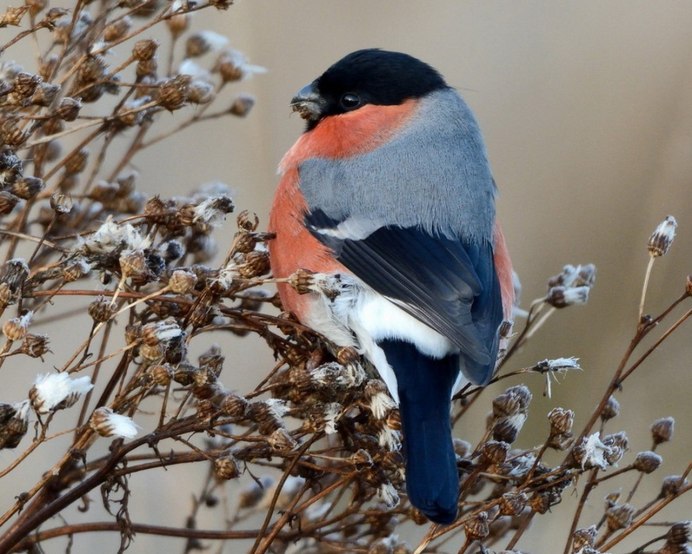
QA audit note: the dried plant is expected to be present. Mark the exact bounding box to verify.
[0,3,690,553]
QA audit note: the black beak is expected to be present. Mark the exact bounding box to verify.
[290,82,325,121]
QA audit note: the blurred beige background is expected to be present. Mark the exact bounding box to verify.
[2,1,691,552]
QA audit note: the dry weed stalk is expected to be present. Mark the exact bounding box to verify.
[0,3,690,553]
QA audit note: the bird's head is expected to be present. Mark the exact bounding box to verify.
[291,49,448,130]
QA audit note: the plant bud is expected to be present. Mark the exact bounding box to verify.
[464,511,489,541]
[57,97,82,121]
[648,215,677,257]
[0,191,19,216]
[132,39,158,62]
[20,334,50,358]
[88,297,117,323]
[605,503,634,531]
[651,417,674,446]
[214,454,240,480]
[229,93,255,117]
[103,17,131,42]
[11,176,44,200]
[633,451,662,474]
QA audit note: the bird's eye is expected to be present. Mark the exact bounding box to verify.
[340,93,361,110]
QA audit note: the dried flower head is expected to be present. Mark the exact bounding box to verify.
[648,215,677,257]
[491,385,531,443]
[90,407,139,439]
[2,311,32,341]
[570,432,612,470]
[601,395,620,421]
[0,401,30,450]
[30,373,93,413]
[19,334,51,359]
[214,49,266,82]
[605,503,635,531]
[185,31,229,58]
[214,454,240,480]
[633,450,663,474]
[651,417,675,446]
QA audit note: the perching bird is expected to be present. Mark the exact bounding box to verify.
[268,49,514,524]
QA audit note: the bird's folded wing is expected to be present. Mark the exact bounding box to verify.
[305,210,502,370]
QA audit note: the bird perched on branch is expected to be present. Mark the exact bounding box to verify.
[268,49,514,524]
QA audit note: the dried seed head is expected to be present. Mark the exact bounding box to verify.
[192,194,234,227]
[133,39,158,62]
[88,297,117,323]
[103,17,131,42]
[0,191,19,216]
[238,250,270,278]
[20,334,50,359]
[3,311,32,341]
[548,407,574,435]
[218,392,248,419]
[119,250,151,281]
[188,80,214,104]
[570,432,612,470]
[268,428,298,451]
[50,192,73,215]
[185,31,228,58]
[11,176,44,200]
[499,492,528,516]
[30,373,93,413]
[288,268,316,295]
[546,285,590,308]
[31,82,60,106]
[90,407,138,438]
[0,401,30,450]
[0,150,23,188]
[214,454,240,480]
[572,525,598,550]
[214,49,264,82]
[62,258,91,283]
[661,475,688,497]
[606,503,635,532]
[0,120,28,148]
[633,450,663,474]
[229,93,255,117]
[234,233,258,254]
[247,399,287,435]
[148,364,172,386]
[601,395,620,421]
[480,440,510,465]
[158,75,191,111]
[464,511,489,541]
[64,148,89,175]
[12,72,41,100]
[493,385,532,417]
[136,58,157,80]
[648,215,677,257]
[168,269,197,294]
[651,417,675,446]
[57,97,82,121]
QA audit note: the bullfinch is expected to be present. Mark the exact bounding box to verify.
[268,49,514,524]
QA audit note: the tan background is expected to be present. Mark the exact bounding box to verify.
[2,1,691,552]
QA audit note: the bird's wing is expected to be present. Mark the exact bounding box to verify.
[305,210,503,384]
